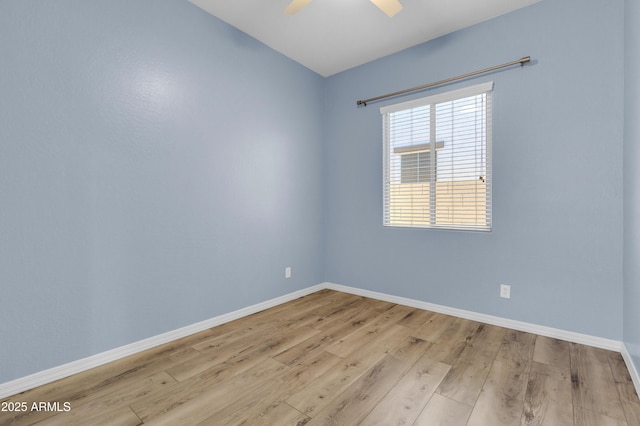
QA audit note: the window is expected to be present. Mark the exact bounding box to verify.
[396,141,444,183]
[381,82,492,231]
[401,151,431,184]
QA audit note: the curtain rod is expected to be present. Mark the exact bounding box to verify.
[356,56,531,107]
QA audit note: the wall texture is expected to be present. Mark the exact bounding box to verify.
[0,0,325,383]
[323,0,625,340]
[624,0,640,374]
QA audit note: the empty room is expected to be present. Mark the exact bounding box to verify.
[1,0,640,424]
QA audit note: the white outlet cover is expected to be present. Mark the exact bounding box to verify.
[285,267,292,278]
[500,284,511,299]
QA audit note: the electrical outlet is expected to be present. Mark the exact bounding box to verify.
[285,267,292,279]
[500,284,511,299]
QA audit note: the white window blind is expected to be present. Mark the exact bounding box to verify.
[381,82,493,231]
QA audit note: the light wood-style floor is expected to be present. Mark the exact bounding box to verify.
[2,289,640,425]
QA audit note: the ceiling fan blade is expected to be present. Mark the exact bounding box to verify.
[370,0,403,17]
[284,0,313,15]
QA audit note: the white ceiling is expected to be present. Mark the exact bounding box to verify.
[189,0,541,77]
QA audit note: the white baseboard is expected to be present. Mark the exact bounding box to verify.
[0,281,629,400]
[323,282,623,352]
[621,344,640,398]
[0,284,325,400]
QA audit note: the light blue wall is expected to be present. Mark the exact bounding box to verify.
[0,0,325,383]
[323,0,625,339]
[624,0,640,373]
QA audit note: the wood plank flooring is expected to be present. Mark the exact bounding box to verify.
[1,289,639,425]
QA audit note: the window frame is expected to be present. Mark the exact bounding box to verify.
[381,81,493,232]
